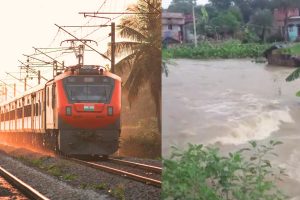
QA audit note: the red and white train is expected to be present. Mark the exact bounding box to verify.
[0,65,121,156]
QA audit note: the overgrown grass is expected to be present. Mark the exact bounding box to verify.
[109,184,126,200]
[278,43,300,56]
[163,140,288,200]
[120,118,161,159]
[80,182,125,200]
[17,156,77,181]
[164,40,271,59]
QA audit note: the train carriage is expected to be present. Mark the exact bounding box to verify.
[0,65,121,156]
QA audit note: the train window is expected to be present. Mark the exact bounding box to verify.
[35,103,38,116]
[10,110,15,120]
[52,84,56,108]
[17,108,22,119]
[83,77,95,82]
[65,85,111,103]
[63,76,114,103]
[24,105,31,117]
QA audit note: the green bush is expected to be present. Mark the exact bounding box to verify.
[163,140,288,200]
[164,40,271,59]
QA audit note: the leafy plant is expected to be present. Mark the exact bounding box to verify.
[164,40,271,59]
[109,184,126,200]
[163,140,288,200]
[107,0,161,130]
[286,58,300,96]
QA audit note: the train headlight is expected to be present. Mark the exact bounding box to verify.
[66,106,72,116]
[107,106,113,116]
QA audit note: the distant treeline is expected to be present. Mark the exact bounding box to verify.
[166,0,300,42]
[163,40,271,59]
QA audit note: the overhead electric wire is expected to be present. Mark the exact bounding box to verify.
[81,14,123,40]
[72,0,108,34]
[47,28,61,47]
[54,24,110,61]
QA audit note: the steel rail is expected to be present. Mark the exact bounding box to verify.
[0,166,50,200]
[108,158,162,174]
[70,158,161,187]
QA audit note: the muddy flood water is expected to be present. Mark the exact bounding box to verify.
[163,59,300,199]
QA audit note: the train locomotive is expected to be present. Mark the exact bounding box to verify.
[0,65,121,156]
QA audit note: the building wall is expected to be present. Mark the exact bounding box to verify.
[162,25,183,42]
[162,12,185,43]
[274,8,299,27]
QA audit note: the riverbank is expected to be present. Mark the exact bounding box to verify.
[163,41,271,59]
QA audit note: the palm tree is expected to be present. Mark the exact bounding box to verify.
[108,0,161,130]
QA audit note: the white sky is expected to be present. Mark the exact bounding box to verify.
[162,0,209,8]
[0,0,136,98]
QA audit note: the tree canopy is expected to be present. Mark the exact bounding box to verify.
[167,0,300,41]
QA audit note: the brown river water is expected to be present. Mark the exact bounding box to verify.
[162,59,300,199]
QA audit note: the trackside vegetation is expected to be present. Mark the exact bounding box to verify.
[163,40,271,59]
[163,140,288,200]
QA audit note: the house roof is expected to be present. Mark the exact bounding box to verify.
[162,12,184,19]
[289,16,300,20]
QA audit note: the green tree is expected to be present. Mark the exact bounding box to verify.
[168,0,195,14]
[210,10,241,37]
[209,0,233,10]
[249,9,273,42]
[196,6,210,38]
[108,0,161,130]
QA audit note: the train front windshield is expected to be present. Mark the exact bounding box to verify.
[63,76,114,103]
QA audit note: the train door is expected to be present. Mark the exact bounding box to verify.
[22,98,24,130]
[46,85,54,129]
[14,101,17,131]
[0,108,1,131]
[42,90,45,130]
[31,94,34,131]
[52,83,57,129]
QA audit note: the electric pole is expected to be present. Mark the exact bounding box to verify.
[38,70,41,85]
[192,1,197,48]
[24,78,27,91]
[13,83,16,97]
[111,22,115,73]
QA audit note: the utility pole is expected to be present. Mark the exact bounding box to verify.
[13,83,16,97]
[18,60,48,82]
[111,22,115,73]
[192,1,197,48]
[5,86,7,101]
[0,85,7,101]
[5,72,33,89]
[24,78,27,91]
[38,70,41,84]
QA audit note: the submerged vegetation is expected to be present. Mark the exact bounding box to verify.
[163,140,287,200]
[164,41,271,59]
[279,43,300,56]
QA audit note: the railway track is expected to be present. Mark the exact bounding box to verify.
[0,166,49,200]
[107,157,162,174]
[70,157,162,187]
